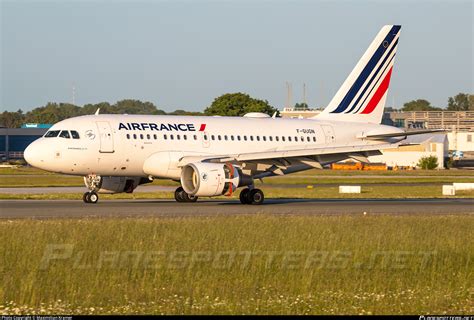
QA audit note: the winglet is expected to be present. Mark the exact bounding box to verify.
[95,108,100,115]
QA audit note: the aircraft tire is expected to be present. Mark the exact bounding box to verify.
[249,189,264,205]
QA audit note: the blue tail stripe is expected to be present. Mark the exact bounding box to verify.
[354,53,396,114]
[345,38,399,114]
[331,25,401,114]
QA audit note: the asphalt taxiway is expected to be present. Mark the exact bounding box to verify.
[0,198,472,219]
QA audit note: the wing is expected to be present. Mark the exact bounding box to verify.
[178,142,395,178]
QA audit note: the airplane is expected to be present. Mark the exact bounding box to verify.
[24,25,441,204]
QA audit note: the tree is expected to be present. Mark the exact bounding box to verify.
[402,99,440,111]
[447,93,472,111]
[294,102,309,110]
[0,111,25,128]
[204,93,277,116]
[418,155,439,170]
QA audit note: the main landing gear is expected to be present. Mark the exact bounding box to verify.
[83,191,99,204]
[174,187,198,203]
[239,188,264,205]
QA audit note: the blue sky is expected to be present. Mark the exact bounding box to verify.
[1,0,473,112]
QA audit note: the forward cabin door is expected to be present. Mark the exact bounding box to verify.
[96,121,115,153]
[201,131,210,148]
[322,125,336,144]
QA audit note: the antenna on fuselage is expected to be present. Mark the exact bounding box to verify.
[95,108,100,115]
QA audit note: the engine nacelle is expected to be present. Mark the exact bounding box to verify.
[84,176,145,194]
[180,162,252,197]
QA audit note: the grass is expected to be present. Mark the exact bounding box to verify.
[1,186,473,200]
[0,215,472,314]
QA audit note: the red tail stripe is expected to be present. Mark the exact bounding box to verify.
[199,124,206,131]
[360,67,393,114]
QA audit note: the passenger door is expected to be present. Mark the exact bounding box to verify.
[201,131,210,148]
[322,125,336,144]
[96,121,114,153]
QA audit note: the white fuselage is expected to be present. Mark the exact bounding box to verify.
[24,114,403,178]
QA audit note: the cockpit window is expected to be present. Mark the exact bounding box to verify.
[71,130,80,139]
[44,130,60,138]
[59,130,70,139]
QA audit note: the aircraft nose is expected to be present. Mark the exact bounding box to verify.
[24,140,41,168]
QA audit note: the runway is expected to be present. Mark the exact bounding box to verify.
[1,198,473,219]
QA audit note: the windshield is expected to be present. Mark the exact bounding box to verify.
[44,130,60,138]
[71,130,80,139]
[59,130,70,138]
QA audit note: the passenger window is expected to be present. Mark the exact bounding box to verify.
[211,135,215,140]
[301,137,304,142]
[275,136,279,142]
[250,136,254,141]
[177,135,181,140]
[218,135,221,141]
[243,136,247,141]
[282,136,285,142]
[183,135,187,140]
[269,136,273,142]
[126,134,130,139]
[307,136,310,142]
[59,130,70,139]
[147,134,150,140]
[256,136,260,141]
[295,136,298,141]
[153,134,157,140]
[231,135,234,141]
[71,130,80,139]
[194,135,197,140]
[288,136,292,142]
[133,134,137,139]
[44,130,60,138]
[204,135,208,141]
[237,136,241,141]
[263,136,266,141]
[224,135,228,141]
[164,134,167,140]
[313,136,316,142]
[170,135,174,140]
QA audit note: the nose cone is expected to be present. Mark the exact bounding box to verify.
[24,140,42,168]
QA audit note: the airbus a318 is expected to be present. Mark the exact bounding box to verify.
[24,25,439,204]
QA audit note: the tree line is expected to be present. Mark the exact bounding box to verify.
[0,92,472,128]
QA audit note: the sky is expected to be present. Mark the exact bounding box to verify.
[1,0,473,112]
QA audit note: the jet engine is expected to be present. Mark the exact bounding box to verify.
[180,162,253,197]
[83,175,148,194]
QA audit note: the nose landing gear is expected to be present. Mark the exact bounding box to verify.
[83,191,99,204]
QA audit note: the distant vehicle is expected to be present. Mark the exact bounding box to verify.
[452,150,464,160]
[24,25,440,204]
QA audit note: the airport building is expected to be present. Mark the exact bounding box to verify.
[0,125,49,161]
[368,134,449,169]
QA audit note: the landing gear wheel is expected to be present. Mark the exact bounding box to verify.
[239,188,251,204]
[175,187,198,203]
[83,192,98,204]
[248,189,264,205]
[183,193,198,203]
[174,187,185,202]
[88,192,99,204]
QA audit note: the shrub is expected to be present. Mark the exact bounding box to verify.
[418,155,439,170]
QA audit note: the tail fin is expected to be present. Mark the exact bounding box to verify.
[316,25,401,124]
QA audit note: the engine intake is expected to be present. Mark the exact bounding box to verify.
[181,162,252,197]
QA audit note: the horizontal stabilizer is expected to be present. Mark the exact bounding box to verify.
[361,129,446,139]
